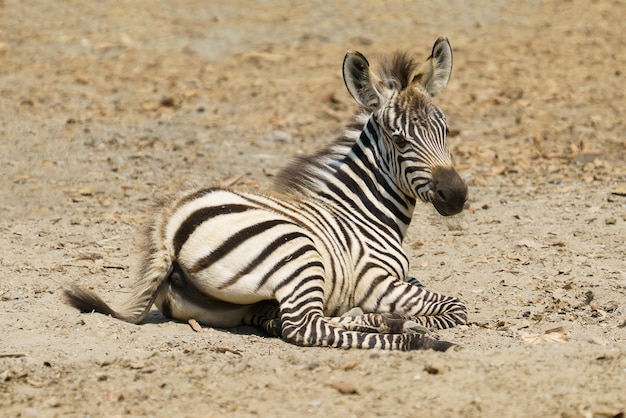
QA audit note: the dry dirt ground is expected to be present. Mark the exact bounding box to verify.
[1,1,625,417]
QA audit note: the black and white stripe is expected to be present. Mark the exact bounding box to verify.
[65,37,468,351]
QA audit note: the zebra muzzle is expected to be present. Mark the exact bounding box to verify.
[430,166,468,216]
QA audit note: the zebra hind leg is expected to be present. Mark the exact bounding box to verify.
[242,300,282,338]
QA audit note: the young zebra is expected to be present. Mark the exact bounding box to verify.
[65,37,468,351]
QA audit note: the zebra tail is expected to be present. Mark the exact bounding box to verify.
[64,206,174,324]
[63,260,172,324]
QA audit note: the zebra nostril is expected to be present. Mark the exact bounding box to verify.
[437,189,447,202]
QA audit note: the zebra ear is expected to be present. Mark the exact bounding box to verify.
[343,51,387,111]
[411,37,452,97]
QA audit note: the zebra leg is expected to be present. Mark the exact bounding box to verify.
[328,277,431,333]
[357,275,467,330]
[242,300,282,338]
[329,312,429,334]
[275,275,454,351]
[394,280,467,329]
[243,296,429,340]
[405,276,424,288]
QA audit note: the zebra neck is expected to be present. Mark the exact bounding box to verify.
[339,118,417,240]
[273,115,416,241]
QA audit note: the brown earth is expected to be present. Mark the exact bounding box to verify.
[1,1,625,417]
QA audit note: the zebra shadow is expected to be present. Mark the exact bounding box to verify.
[142,310,271,337]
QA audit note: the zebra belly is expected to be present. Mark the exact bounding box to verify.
[154,281,253,328]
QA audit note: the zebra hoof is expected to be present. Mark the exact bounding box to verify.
[430,339,456,352]
[447,344,463,352]
[403,320,429,334]
[412,335,456,351]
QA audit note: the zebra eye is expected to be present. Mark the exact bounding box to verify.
[445,126,450,136]
[391,134,408,147]
[385,79,400,90]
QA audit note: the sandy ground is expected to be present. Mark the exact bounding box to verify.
[1,1,625,417]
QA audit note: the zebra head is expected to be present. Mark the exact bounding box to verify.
[342,37,468,216]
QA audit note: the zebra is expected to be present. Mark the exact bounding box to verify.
[65,37,468,351]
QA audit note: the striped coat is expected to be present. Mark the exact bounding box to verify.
[66,37,468,351]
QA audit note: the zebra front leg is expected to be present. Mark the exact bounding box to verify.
[275,276,454,351]
[329,312,429,334]
[405,276,424,288]
[242,299,427,340]
[357,273,468,330]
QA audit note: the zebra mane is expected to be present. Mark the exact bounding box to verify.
[272,111,370,195]
[272,51,418,195]
[376,51,418,90]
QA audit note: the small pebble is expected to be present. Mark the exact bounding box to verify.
[424,363,444,375]
[21,408,39,418]
[267,130,292,143]
[44,397,59,408]
[9,291,23,300]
